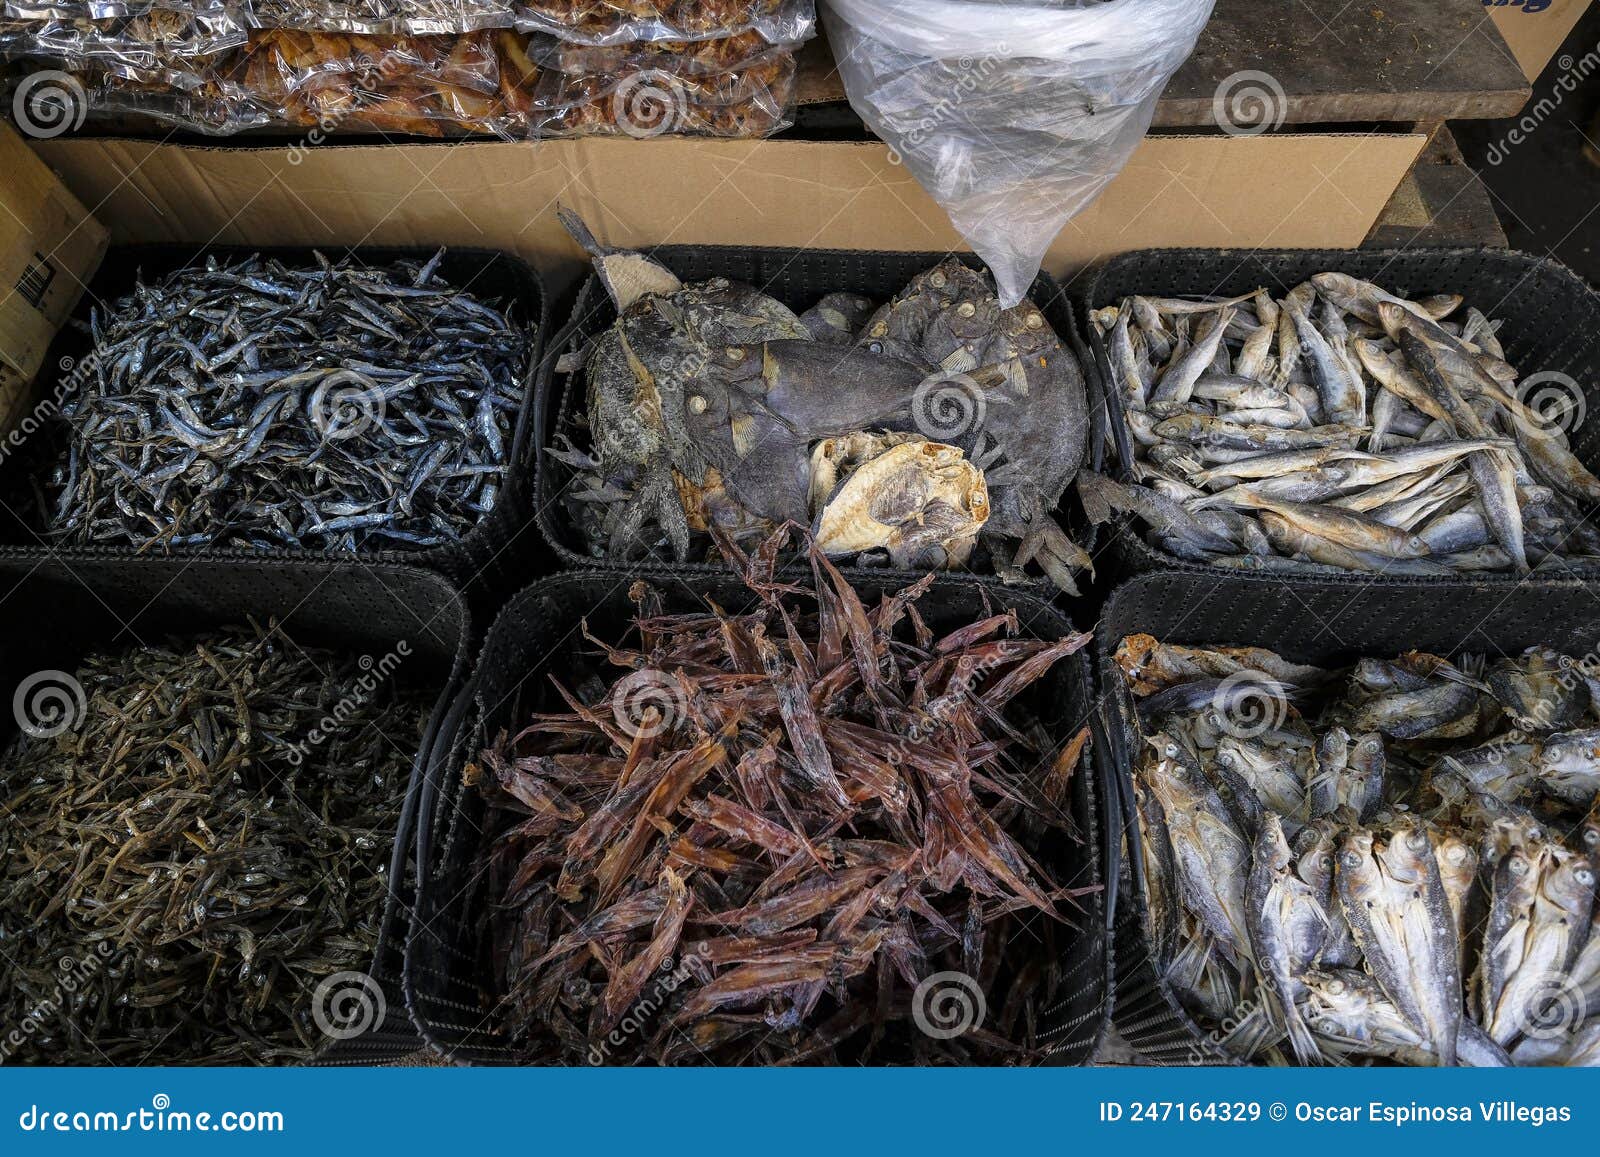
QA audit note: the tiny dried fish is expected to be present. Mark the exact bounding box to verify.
[38,250,529,553]
[0,623,428,1065]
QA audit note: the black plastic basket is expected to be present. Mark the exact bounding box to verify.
[404,569,1112,1065]
[1082,246,1600,584]
[534,244,1103,599]
[0,556,471,1065]
[1097,569,1600,1064]
[0,244,552,605]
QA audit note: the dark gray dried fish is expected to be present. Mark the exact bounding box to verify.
[39,250,529,553]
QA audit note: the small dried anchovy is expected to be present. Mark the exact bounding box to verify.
[41,249,529,553]
[471,528,1095,1065]
[0,624,428,1065]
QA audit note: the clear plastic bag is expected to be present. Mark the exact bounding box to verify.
[74,61,275,130]
[239,29,534,134]
[0,7,247,71]
[513,0,812,46]
[822,0,1216,307]
[533,25,791,74]
[238,0,517,36]
[528,35,794,136]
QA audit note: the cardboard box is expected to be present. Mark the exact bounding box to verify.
[0,122,107,434]
[31,131,1424,299]
[1488,0,1592,82]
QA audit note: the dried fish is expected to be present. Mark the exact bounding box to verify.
[1123,637,1600,1066]
[0,623,427,1065]
[473,529,1094,1064]
[556,219,1091,592]
[1088,272,1600,574]
[36,250,529,553]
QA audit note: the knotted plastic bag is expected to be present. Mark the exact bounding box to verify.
[822,0,1216,306]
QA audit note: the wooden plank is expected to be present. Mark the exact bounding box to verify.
[798,0,1531,125]
[1364,127,1508,249]
[1162,0,1530,126]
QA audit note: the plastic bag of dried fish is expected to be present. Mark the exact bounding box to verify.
[239,0,516,36]
[1118,634,1600,1067]
[1084,272,1600,576]
[231,29,538,136]
[0,624,428,1065]
[822,0,1214,308]
[64,62,277,129]
[512,0,813,46]
[35,249,530,552]
[528,43,793,136]
[550,214,1092,592]
[470,528,1094,1064]
[0,6,248,73]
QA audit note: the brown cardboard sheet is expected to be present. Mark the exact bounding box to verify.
[32,131,1424,297]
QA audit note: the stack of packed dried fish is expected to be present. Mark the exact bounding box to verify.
[1083,272,1600,574]
[0,624,427,1064]
[511,0,811,44]
[1120,634,1600,1066]
[3,0,808,136]
[529,27,795,137]
[230,29,539,136]
[35,249,528,552]
[550,214,1091,592]
[471,530,1094,1064]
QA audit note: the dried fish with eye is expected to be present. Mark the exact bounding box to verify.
[1119,635,1600,1066]
[552,214,1092,592]
[29,249,529,553]
[0,624,428,1065]
[471,528,1095,1064]
[1085,271,1600,575]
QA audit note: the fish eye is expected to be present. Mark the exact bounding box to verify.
[1510,856,1530,876]
[1341,850,1361,867]
[1575,867,1595,887]
[1584,828,1599,847]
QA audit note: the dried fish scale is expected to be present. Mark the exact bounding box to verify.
[0,625,428,1065]
[37,249,529,554]
[471,530,1095,1064]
